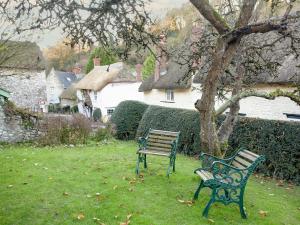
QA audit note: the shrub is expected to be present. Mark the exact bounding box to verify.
[71,105,79,113]
[92,123,116,142]
[111,100,148,140]
[38,114,91,146]
[142,53,155,80]
[93,108,102,122]
[136,105,300,183]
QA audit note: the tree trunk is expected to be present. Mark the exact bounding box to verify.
[217,54,245,156]
[195,38,239,156]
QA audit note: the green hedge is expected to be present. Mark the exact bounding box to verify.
[111,100,148,140]
[136,105,300,183]
[136,105,201,154]
[228,118,300,183]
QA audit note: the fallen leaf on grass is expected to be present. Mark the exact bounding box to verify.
[63,192,69,196]
[120,220,130,225]
[103,181,108,184]
[113,185,118,190]
[259,210,268,217]
[7,185,13,188]
[86,194,92,198]
[77,213,85,220]
[96,193,101,196]
[177,199,194,207]
[127,214,132,220]
[208,218,215,223]
[48,177,53,180]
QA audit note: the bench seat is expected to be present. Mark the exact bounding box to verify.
[135,128,180,177]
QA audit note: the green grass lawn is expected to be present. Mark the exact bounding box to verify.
[0,140,299,225]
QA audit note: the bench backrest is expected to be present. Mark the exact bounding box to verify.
[146,129,180,153]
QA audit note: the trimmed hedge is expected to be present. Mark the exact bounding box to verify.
[136,105,300,183]
[111,100,148,140]
[228,118,300,183]
[136,105,201,154]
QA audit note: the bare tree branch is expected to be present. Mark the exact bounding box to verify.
[190,0,230,34]
[215,88,300,116]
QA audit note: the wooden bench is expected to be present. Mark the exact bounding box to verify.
[193,148,265,218]
[135,128,180,177]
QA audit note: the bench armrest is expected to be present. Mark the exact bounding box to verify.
[211,161,247,186]
[137,137,147,149]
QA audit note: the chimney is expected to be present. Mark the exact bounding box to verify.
[154,34,167,82]
[93,58,100,67]
[135,64,142,82]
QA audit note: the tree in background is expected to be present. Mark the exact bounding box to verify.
[85,47,117,73]
[142,53,155,80]
[44,40,78,72]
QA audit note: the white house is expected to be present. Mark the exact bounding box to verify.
[75,60,143,120]
[46,68,77,105]
[139,50,300,122]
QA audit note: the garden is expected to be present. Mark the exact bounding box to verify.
[1,141,299,225]
[1,100,300,225]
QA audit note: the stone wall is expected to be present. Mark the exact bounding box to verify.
[0,69,47,112]
[0,104,40,143]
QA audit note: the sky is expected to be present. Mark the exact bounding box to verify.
[37,0,188,49]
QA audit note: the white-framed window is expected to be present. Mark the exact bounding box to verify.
[93,91,97,101]
[166,89,174,102]
[107,108,115,116]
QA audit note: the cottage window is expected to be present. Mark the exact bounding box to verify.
[93,91,97,101]
[166,89,174,102]
[107,108,115,116]
[284,113,300,120]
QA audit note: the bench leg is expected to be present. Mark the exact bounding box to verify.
[239,187,247,219]
[202,188,216,218]
[173,156,176,172]
[135,153,142,174]
[144,154,147,169]
[193,180,204,200]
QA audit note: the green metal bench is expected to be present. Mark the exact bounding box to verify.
[193,148,265,218]
[135,128,180,177]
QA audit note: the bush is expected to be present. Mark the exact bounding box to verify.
[71,105,79,113]
[38,114,91,146]
[93,124,116,141]
[111,100,148,140]
[142,53,155,80]
[93,108,102,122]
[136,105,300,183]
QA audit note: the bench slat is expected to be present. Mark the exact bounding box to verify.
[147,138,172,145]
[196,170,213,181]
[231,160,247,169]
[244,150,259,158]
[138,149,170,157]
[150,129,179,137]
[148,134,176,141]
[234,156,252,167]
[147,146,171,152]
[238,151,258,162]
[147,142,171,149]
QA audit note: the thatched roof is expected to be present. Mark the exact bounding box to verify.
[75,62,136,91]
[60,83,77,100]
[138,60,192,92]
[0,41,45,70]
